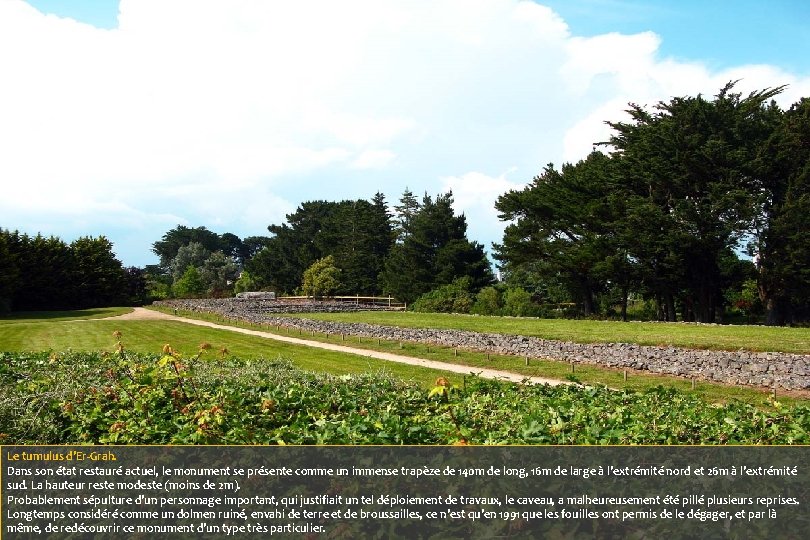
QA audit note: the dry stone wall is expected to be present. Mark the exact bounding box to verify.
[155,299,810,391]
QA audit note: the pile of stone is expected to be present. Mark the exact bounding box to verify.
[157,297,393,316]
[155,298,810,391]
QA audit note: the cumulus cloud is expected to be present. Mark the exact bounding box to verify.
[440,169,526,252]
[1,0,808,265]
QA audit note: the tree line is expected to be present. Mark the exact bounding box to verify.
[144,191,491,305]
[147,225,271,299]
[0,230,144,312]
[494,83,810,324]
[3,83,807,325]
[242,191,492,303]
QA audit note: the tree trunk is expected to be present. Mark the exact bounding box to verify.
[578,277,596,316]
[765,296,792,326]
[665,293,676,322]
[682,295,694,322]
[620,285,628,322]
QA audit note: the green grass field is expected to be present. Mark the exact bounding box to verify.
[287,311,810,354]
[0,313,453,388]
[0,307,132,323]
[150,306,810,407]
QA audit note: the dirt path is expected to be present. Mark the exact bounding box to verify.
[104,307,568,386]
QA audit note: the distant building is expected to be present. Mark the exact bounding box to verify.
[235,291,276,300]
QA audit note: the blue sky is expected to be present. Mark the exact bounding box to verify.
[4,1,810,267]
[542,0,810,72]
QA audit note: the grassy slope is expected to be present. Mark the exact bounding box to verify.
[0,318,454,388]
[288,311,810,354]
[0,307,133,323]
[4,308,807,406]
[150,306,810,407]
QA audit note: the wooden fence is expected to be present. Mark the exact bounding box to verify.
[279,295,406,310]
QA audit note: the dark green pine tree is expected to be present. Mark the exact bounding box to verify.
[382,190,492,303]
[152,225,224,270]
[316,195,394,295]
[239,235,272,265]
[0,230,20,313]
[246,201,335,294]
[756,97,810,324]
[218,232,244,263]
[494,152,618,316]
[368,192,396,290]
[13,233,76,310]
[606,83,784,322]
[392,187,420,242]
[70,236,128,308]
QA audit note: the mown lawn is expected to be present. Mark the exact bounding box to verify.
[0,318,454,388]
[151,306,810,408]
[0,307,132,323]
[287,311,810,354]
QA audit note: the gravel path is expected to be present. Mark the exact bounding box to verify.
[104,307,568,387]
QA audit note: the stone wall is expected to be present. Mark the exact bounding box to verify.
[155,299,810,391]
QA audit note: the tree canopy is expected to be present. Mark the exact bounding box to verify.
[495,83,809,324]
[382,191,493,304]
[0,230,131,311]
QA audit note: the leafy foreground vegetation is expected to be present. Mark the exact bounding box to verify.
[151,305,809,407]
[3,344,809,445]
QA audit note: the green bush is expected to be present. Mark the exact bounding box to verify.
[172,266,207,298]
[725,278,765,323]
[502,287,540,317]
[3,345,809,445]
[471,286,503,315]
[233,270,258,294]
[301,255,342,298]
[411,277,474,313]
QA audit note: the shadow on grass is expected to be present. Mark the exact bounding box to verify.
[0,307,132,323]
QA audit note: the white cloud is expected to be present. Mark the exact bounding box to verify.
[559,58,810,163]
[440,169,526,251]
[351,150,397,170]
[1,0,808,265]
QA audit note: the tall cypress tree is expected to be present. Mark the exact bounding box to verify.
[382,190,492,303]
[494,152,617,316]
[756,98,810,324]
[70,236,128,308]
[0,230,20,313]
[606,84,783,322]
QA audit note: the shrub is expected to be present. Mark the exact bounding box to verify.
[172,266,206,298]
[301,256,342,298]
[233,270,258,294]
[411,277,474,313]
[4,345,810,445]
[502,287,540,317]
[725,278,765,323]
[471,286,503,316]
